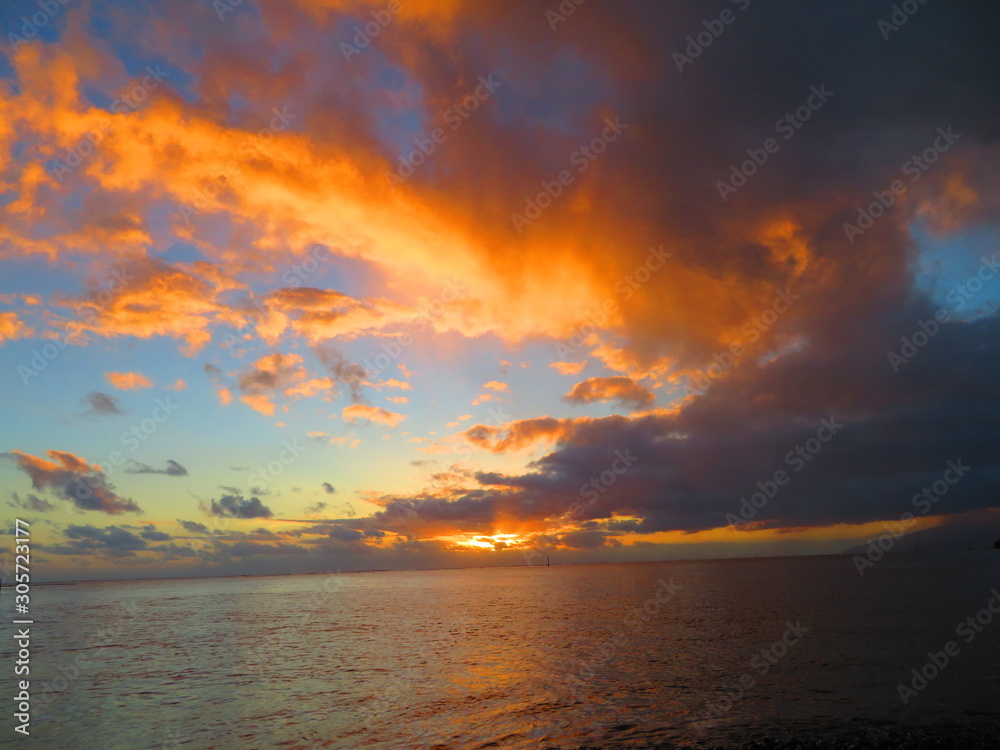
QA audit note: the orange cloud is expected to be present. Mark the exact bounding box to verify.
[234,352,308,415]
[55,260,242,356]
[483,380,509,392]
[564,376,654,410]
[259,288,429,344]
[285,377,335,399]
[1,2,992,426]
[330,436,361,447]
[105,371,153,390]
[379,378,413,390]
[342,404,407,427]
[550,361,586,375]
[241,394,278,416]
[0,40,660,357]
[462,416,585,453]
[0,312,32,343]
[4,449,141,514]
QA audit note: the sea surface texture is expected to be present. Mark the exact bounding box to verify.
[2,553,999,749]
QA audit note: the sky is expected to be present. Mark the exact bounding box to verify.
[1,0,999,581]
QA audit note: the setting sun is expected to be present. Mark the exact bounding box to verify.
[1,0,999,746]
[447,533,525,551]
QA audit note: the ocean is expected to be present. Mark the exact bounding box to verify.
[3,552,999,748]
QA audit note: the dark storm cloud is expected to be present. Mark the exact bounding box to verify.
[378,305,1000,535]
[328,525,365,543]
[383,0,1000,371]
[140,524,172,541]
[207,493,274,519]
[82,391,124,416]
[56,524,150,557]
[344,0,1000,539]
[125,459,188,476]
[178,519,210,534]
[8,492,56,512]
[2,449,142,514]
[559,531,622,549]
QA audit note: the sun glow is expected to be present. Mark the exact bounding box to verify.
[447,533,524,550]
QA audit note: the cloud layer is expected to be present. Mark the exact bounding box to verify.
[1,0,999,576]
[3,450,142,514]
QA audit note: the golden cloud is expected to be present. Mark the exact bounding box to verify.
[0,312,32,343]
[105,371,154,390]
[342,403,407,426]
[564,376,654,410]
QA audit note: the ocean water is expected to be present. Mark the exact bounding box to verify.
[2,553,999,749]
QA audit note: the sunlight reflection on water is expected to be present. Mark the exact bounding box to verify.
[4,553,999,749]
